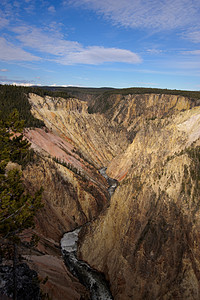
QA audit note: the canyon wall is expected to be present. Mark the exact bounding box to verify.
[21,92,200,299]
[79,105,200,299]
[28,93,129,167]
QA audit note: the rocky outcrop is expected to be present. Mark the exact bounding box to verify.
[107,106,200,180]
[19,91,200,299]
[23,154,109,245]
[78,106,200,299]
[20,145,109,299]
[25,254,89,300]
[28,93,129,167]
[90,93,199,143]
[0,263,40,300]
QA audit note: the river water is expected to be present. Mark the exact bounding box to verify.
[61,168,118,299]
[99,167,118,197]
[61,229,113,300]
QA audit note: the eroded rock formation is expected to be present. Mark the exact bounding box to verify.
[79,106,200,299]
[18,92,200,299]
[28,93,129,167]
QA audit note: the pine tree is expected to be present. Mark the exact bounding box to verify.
[0,109,43,240]
[0,109,43,299]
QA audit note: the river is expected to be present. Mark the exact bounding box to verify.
[61,229,113,300]
[61,168,118,299]
[99,167,118,197]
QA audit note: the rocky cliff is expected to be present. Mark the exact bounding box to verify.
[20,91,200,299]
[79,105,200,299]
[28,93,129,167]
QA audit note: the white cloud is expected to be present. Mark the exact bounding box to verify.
[48,5,56,13]
[133,81,158,86]
[0,75,40,86]
[175,61,200,70]
[12,82,36,86]
[50,84,74,87]
[0,15,9,29]
[12,26,141,65]
[70,0,200,30]
[0,69,8,72]
[181,30,200,43]
[146,49,163,55]
[182,50,200,55]
[0,37,40,61]
[60,46,141,65]
[13,26,81,55]
[24,3,35,13]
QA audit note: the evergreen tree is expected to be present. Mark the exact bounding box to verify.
[0,109,43,240]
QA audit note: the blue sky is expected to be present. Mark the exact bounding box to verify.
[0,0,200,90]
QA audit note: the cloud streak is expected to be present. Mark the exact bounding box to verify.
[0,15,9,29]
[0,37,40,61]
[0,75,36,86]
[58,46,141,65]
[13,26,81,55]
[182,50,200,55]
[181,30,200,43]
[70,0,200,31]
[48,5,56,13]
[11,25,141,65]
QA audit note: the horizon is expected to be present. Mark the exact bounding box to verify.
[0,0,200,90]
[1,83,200,93]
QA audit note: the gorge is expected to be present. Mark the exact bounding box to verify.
[1,86,200,299]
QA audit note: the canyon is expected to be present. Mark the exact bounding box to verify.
[16,91,200,299]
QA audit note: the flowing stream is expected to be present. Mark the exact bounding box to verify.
[61,168,117,300]
[99,167,118,197]
[61,229,113,300]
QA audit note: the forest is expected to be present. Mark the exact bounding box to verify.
[1,84,200,125]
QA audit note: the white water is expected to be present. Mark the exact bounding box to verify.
[60,228,81,253]
[99,167,118,196]
[61,167,117,299]
[61,228,113,300]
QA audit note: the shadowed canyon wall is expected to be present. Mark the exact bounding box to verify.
[79,105,200,299]
[19,92,200,299]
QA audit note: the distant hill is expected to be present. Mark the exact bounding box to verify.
[1,84,200,126]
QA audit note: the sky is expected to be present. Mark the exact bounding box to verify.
[0,0,200,90]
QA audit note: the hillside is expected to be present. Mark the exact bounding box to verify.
[0,85,200,299]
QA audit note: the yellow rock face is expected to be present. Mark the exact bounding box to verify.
[28,93,129,168]
[78,106,200,299]
[24,92,200,299]
[107,106,200,180]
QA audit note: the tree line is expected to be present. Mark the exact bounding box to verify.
[0,85,71,128]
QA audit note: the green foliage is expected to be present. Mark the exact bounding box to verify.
[103,87,200,99]
[72,148,95,167]
[42,85,200,114]
[0,109,43,241]
[44,86,113,96]
[52,156,79,174]
[0,169,43,239]
[0,85,44,128]
[86,87,200,114]
[0,109,30,173]
[27,86,71,100]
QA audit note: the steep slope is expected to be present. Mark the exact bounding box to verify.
[19,94,123,299]
[28,93,129,167]
[107,106,200,180]
[23,155,109,243]
[21,140,109,299]
[78,106,200,299]
[18,91,200,299]
[92,93,199,142]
